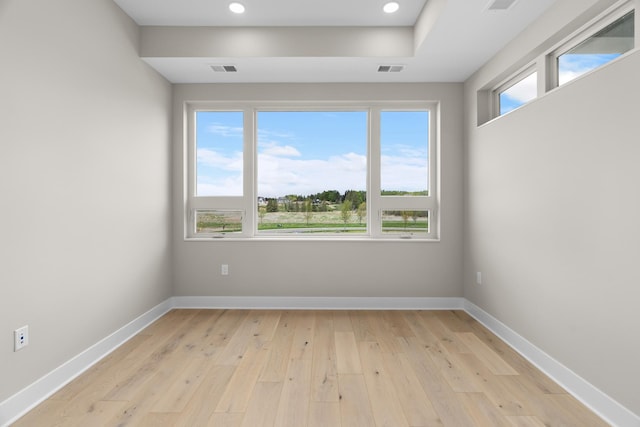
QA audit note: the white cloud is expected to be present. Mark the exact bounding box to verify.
[198,142,426,197]
[381,155,428,192]
[557,53,619,86]
[260,143,301,157]
[383,143,427,159]
[197,175,243,196]
[258,128,294,140]
[197,148,242,171]
[196,149,243,195]
[558,71,582,86]
[255,137,429,196]
[258,152,367,197]
[329,152,367,172]
[503,72,537,103]
[207,124,243,138]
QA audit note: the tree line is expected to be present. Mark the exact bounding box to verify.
[263,190,366,213]
[261,189,427,213]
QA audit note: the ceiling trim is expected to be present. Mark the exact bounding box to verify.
[140,26,416,59]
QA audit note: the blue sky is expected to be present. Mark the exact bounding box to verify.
[557,53,620,85]
[380,111,429,193]
[257,111,368,198]
[196,111,244,196]
[499,72,537,116]
[196,110,429,198]
[500,53,621,115]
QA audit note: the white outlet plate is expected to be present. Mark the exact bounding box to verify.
[14,325,29,351]
[476,272,482,285]
[221,264,229,275]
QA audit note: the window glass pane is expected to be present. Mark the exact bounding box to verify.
[381,210,429,235]
[257,111,367,234]
[558,11,634,86]
[380,111,429,196]
[195,111,243,196]
[499,71,537,115]
[195,210,243,234]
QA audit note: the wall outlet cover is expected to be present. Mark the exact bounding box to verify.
[14,325,29,351]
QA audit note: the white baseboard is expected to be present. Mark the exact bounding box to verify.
[463,300,640,427]
[0,299,173,427]
[170,295,465,310]
[2,296,638,427]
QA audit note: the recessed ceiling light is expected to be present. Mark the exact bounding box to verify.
[383,2,400,13]
[229,2,245,14]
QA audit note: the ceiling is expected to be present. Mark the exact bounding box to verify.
[113,0,559,83]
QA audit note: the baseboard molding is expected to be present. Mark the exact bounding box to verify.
[463,300,640,427]
[2,296,638,427]
[0,299,173,427]
[171,295,465,310]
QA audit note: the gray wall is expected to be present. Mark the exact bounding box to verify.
[464,0,640,415]
[0,0,173,402]
[2,0,637,419]
[172,83,464,298]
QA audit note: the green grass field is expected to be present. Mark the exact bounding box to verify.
[197,209,428,234]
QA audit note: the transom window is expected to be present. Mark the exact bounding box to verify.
[496,69,538,116]
[555,10,634,86]
[481,2,635,124]
[186,103,439,240]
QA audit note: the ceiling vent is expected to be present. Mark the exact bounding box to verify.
[210,65,238,73]
[378,65,404,73]
[485,0,519,11]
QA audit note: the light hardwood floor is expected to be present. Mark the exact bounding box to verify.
[14,309,609,426]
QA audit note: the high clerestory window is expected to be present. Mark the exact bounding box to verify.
[186,102,439,240]
[554,9,634,87]
[481,1,635,123]
[496,68,538,116]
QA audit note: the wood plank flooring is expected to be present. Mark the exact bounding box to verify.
[13,310,609,426]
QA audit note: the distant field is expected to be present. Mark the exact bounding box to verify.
[197,209,428,234]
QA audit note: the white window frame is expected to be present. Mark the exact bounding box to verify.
[548,3,635,89]
[186,105,255,238]
[480,0,636,125]
[370,106,438,239]
[184,101,439,241]
[492,65,538,117]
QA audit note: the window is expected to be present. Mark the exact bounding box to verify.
[555,10,634,87]
[380,111,429,196]
[195,210,243,235]
[496,70,538,116]
[381,210,429,235]
[479,1,635,125]
[186,103,438,240]
[256,111,368,235]
[195,111,244,196]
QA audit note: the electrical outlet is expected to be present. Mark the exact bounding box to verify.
[476,272,482,285]
[221,264,229,275]
[14,325,29,351]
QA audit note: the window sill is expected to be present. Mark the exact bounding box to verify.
[184,235,440,243]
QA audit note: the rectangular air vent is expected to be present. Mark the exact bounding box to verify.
[378,65,404,73]
[210,65,238,73]
[486,0,519,11]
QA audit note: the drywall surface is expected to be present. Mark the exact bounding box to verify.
[464,0,640,416]
[0,0,172,403]
[173,83,464,298]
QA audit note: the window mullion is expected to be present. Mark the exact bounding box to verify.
[187,105,196,201]
[245,108,255,237]
[185,105,197,238]
[369,107,382,238]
